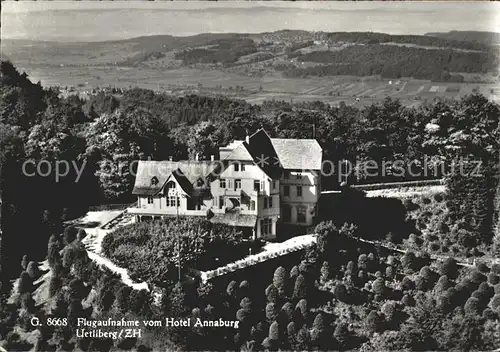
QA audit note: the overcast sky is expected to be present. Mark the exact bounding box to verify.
[3,1,499,42]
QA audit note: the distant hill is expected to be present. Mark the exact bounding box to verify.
[425,31,500,46]
[2,30,498,83]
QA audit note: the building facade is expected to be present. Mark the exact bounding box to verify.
[128,129,322,240]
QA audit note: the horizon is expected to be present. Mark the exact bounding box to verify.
[3,1,499,42]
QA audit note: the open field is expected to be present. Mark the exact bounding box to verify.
[3,29,499,106]
[12,65,500,106]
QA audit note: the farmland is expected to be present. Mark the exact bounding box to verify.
[9,65,499,107]
[2,30,499,106]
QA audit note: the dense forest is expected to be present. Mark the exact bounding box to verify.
[174,38,258,65]
[425,30,500,46]
[325,32,495,52]
[283,44,498,81]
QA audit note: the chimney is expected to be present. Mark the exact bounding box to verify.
[169,156,173,161]
[245,129,250,144]
[210,155,215,161]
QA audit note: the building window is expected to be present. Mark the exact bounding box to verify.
[273,180,277,189]
[227,179,233,190]
[166,196,180,207]
[147,196,154,204]
[234,163,239,172]
[151,176,159,186]
[235,179,242,189]
[297,206,306,223]
[254,180,260,192]
[284,185,290,197]
[261,218,273,235]
[241,164,246,171]
[219,196,224,209]
[296,173,302,179]
[260,180,265,192]
[165,181,176,194]
[220,179,226,189]
[195,197,203,210]
[263,196,273,209]
[297,186,302,197]
[250,200,256,211]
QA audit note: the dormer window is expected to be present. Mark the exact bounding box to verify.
[167,181,176,190]
[151,176,159,186]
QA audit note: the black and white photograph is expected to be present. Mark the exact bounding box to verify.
[1,1,500,351]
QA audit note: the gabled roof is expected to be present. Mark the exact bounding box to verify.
[270,138,323,170]
[246,128,323,172]
[170,170,194,196]
[223,142,254,161]
[132,160,219,195]
[246,129,282,179]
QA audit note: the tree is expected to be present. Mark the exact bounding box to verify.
[435,275,452,293]
[358,254,368,270]
[273,266,287,297]
[290,266,300,281]
[21,255,28,270]
[26,261,40,279]
[335,283,348,302]
[401,251,416,273]
[99,290,115,312]
[266,303,278,323]
[287,322,297,346]
[227,280,238,298]
[280,302,294,324]
[266,284,279,304]
[67,299,83,326]
[77,229,87,242]
[17,271,33,294]
[295,325,310,350]
[490,294,500,312]
[240,297,253,311]
[268,321,280,345]
[365,310,385,333]
[372,277,387,297]
[334,322,349,348]
[19,293,35,313]
[47,237,62,268]
[115,286,132,313]
[49,276,63,298]
[440,257,458,279]
[67,278,87,301]
[464,297,482,316]
[170,283,189,317]
[312,312,327,344]
[239,280,250,296]
[292,274,307,301]
[295,299,308,321]
[63,226,78,245]
[320,261,331,284]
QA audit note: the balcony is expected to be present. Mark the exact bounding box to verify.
[128,207,207,217]
[224,189,242,197]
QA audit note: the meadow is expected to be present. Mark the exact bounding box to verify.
[10,65,499,107]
